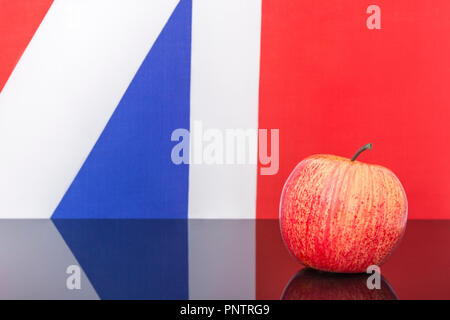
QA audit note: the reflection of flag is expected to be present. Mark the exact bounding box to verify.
[1,219,449,299]
[0,219,259,299]
[1,0,450,220]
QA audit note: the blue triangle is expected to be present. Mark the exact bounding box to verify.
[52,0,191,219]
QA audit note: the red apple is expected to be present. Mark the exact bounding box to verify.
[279,143,407,273]
[281,268,398,300]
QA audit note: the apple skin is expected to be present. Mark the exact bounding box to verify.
[281,268,398,300]
[279,149,407,273]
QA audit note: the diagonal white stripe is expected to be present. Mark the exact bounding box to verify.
[0,0,179,218]
[188,0,262,219]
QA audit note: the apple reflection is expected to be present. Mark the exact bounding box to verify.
[281,268,398,300]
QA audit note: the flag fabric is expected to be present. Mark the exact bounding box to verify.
[0,0,260,219]
[1,0,450,220]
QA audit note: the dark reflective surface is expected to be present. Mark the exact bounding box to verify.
[281,269,397,300]
[256,219,450,300]
[0,219,448,299]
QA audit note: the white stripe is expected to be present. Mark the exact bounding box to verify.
[188,0,262,219]
[188,220,256,299]
[0,220,98,299]
[0,0,179,218]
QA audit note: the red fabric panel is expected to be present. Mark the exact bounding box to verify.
[257,0,450,219]
[0,0,53,92]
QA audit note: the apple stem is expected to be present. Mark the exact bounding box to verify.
[351,143,373,161]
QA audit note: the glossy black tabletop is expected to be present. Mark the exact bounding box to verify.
[0,219,448,299]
